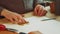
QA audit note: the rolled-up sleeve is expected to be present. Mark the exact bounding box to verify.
[36,0,47,6]
[36,0,44,3]
[0,6,4,15]
[33,0,44,7]
[0,6,5,18]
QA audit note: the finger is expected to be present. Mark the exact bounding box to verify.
[21,18,29,24]
[40,10,47,16]
[37,7,43,16]
[39,9,46,16]
[14,19,22,25]
[18,19,25,25]
[34,6,38,16]
[5,16,14,22]
[16,14,27,24]
[9,18,14,23]
[16,15,24,23]
[18,18,28,25]
[38,6,45,16]
[12,16,18,24]
[16,14,22,19]
[39,8,44,16]
[20,19,26,24]
[18,20,22,23]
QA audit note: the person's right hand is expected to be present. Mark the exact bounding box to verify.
[1,9,27,24]
[33,4,47,16]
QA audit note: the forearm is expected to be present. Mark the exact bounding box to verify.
[0,6,11,18]
[0,7,7,16]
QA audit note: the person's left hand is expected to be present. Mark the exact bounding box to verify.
[1,9,28,24]
[33,4,47,16]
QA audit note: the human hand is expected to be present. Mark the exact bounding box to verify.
[1,9,28,24]
[33,4,47,16]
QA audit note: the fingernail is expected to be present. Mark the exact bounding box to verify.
[19,20,22,23]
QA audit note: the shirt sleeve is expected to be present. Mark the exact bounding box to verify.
[0,6,5,18]
[36,0,44,3]
[33,0,44,7]
[0,6,4,15]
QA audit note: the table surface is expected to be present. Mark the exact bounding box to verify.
[0,12,60,34]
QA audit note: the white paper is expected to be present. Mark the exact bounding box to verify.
[4,16,60,34]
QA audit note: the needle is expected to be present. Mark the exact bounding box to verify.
[6,28,27,34]
[6,28,18,32]
[41,18,56,21]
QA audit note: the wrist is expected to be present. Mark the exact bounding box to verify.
[1,9,7,16]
